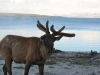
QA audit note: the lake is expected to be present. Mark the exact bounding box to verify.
[0,16,100,52]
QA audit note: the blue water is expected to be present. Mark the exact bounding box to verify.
[0,16,100,52]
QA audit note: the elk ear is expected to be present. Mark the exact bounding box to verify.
[40,35,45,42]
[37,20,46,33]
[40,36,44,39]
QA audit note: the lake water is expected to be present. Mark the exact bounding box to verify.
[0,16,100,52]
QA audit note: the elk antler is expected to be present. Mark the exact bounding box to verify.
[50,25,56,33]
[50,25,65,36]
[57,33,75,37]
[37,20,46,33]
[50,25,75,37]
[37,20,50,34]
[37,20,75,37]
[46,21,50,34]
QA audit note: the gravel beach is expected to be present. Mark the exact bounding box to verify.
[0,51,100,75]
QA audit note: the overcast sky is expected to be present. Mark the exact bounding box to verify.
[0,0,100,17]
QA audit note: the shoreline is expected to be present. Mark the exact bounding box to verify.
[0,13,62,17]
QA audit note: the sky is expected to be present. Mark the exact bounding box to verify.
[0,0,100,18]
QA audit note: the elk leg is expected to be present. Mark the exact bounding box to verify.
[5,58,12,75]
[38,64,44,75]
[1,46,12,75]
[3,64,7,75]
[24,61,31,75]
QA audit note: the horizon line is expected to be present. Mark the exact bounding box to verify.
[0,12,100,18]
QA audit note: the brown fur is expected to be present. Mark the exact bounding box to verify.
[0,35,53,75]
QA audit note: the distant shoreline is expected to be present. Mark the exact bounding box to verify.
[0,13,62,17]
[0,13,100,18]
[0,12,100,18]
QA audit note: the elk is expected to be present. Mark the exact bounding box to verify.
[0,20,75,75]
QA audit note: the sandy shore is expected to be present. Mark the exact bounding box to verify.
[0,51,100,75]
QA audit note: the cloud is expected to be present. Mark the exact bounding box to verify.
[48,0,61,3]
[11,0,24,3]
[0,0,100,17]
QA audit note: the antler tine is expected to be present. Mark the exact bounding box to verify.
[37,20,46,33]
[50,25,75,37]
[46,20,50,34]
[50,25,65,36]
[58,33,75,37]
[57,26,65,33]
[37,20,43,25]
[50,25,57,36]
[50,25,56,33]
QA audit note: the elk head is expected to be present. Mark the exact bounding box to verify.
[37,20,75,56]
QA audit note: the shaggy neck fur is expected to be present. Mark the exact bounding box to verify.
[39,39,53,60]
